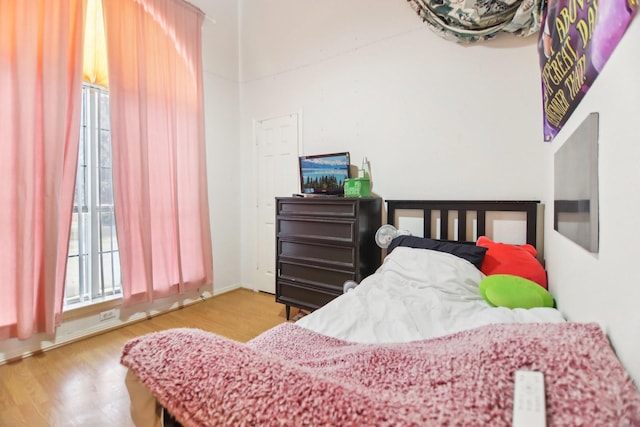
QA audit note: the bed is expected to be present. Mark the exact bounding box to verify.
[121,200,640,427]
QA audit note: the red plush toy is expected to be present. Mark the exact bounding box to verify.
[476,236,547,289]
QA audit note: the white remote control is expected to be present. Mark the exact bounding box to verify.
[512,370,546,427]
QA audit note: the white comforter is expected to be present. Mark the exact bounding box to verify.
[296,247,565,343]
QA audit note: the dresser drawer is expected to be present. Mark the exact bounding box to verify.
[279,240,356,269]
[279,261,355,291]
[278,199,357,218]
[275,197,381,319]
[277,218,356,243]
[276,279,341,311]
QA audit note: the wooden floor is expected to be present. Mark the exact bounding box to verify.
[0,289,295,427]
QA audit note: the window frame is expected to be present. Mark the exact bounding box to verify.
[64,83,121,310]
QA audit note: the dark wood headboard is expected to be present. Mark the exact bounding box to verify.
[386,200,542,249]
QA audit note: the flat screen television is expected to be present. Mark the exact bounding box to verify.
[299,152,350,195]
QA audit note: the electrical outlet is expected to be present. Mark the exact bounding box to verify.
[99,308,117,321]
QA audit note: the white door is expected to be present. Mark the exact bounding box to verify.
[255,113,300,293]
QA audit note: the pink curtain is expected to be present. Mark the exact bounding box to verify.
[0,0,85,339]
[102,0,213,306]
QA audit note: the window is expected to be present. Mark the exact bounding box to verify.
[64,84,121,308]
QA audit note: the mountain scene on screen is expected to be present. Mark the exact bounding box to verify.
[300,155,349,193]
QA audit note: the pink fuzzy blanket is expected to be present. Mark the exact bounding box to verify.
[121,322,640,426]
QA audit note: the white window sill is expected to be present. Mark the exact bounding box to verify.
[62,294,123,321]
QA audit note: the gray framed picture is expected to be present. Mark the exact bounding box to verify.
[554,113,599,253]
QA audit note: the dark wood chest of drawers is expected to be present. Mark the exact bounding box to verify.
[275,197,382,319]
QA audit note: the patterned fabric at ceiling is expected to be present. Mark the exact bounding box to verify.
[406,0,545,44]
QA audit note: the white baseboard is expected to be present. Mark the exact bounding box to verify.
[0,284,243,366]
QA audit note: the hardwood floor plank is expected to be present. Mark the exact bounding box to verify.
[0,289,291,427]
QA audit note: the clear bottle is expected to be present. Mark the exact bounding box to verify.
[360,157,370,178]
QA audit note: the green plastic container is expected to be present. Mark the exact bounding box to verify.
[344,177,371,198]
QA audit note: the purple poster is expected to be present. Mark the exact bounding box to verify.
[538,0,637,142]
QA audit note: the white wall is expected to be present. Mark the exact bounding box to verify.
[237,0,640,387]
[238,0,547,291]
[7,0,637,390]
[544,16,640,386]
[200,0,243,294]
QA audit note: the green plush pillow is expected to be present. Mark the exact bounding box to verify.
[479,274,554,309]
